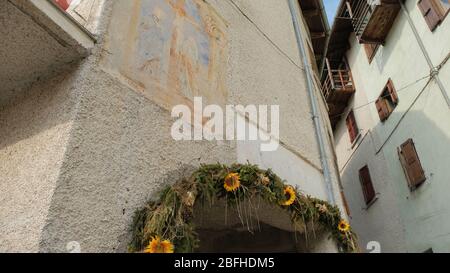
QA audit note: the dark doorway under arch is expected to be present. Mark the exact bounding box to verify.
[196,222,305,253]
[192,198,325,253]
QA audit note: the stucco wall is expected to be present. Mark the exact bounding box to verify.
[0,67,80,252]
[0,0,92,108]
[1,0,344,252]
[336,0,450,252]
[38,65,237,252]
[337,129,406,252]
[100,0,323,169]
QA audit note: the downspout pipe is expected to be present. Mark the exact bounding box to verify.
[316,0,331,78]
[287,0,336,205]
[399,0,450,107]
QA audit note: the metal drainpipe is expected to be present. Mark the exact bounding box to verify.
[316,0,331,78]
[399,0,450,107]
[287,0,336,205]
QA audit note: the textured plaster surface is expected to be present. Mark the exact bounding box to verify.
[38,65,236,252]
[0,0,92,107]
[227,0,302,67]
[0,67,80,252]
[101,0,321,168]
[0,0,343,252]
[101,0,229,111]
[210,0,322,168]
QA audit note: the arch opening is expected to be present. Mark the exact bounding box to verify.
[192,198,325,253]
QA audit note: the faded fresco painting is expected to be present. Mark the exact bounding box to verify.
[102,0,229,110]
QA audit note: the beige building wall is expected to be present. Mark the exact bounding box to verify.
[0,69,79,252]
[1,0,344,252]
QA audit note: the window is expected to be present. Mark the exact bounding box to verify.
[440,0,450,19]
[418,0,450,31]
[364,43,380,63]
[359,166,376,205]
[375,79,398,122]
[398,139,426,190]
[346,111,359,143]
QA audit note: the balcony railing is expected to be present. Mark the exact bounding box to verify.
[321,68,356,128]
[321,69,355,102]
[346,0,401,44]
[350,0,373,39]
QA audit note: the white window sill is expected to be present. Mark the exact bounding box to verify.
[351,132,362,149]
[362,195,379,211]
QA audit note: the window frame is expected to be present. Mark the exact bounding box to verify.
[375,79,398,122]
[437,0,450,21]
[418,0,450,31]
[398,139,427,191]
[363,43,380,64]
[358,165,377,206]
[346,110,360,144]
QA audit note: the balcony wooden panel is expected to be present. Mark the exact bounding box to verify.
[322,69,355,103]
[321,69,355,128]
[349,0,401,44]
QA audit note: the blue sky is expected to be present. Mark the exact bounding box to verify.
[324,0,340,24]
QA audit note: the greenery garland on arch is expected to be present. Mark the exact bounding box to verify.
[129,163,358,253]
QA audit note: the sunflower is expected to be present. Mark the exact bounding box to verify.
[282,186,296,206]
[224,173,241,192]
[337,220,350,233]
[144,236,174,253]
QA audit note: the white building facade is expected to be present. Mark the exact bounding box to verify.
[325,0,450,252]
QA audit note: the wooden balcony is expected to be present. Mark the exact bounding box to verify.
[321,69,355,127]
[347,0,401,44]
[322,69,355,103]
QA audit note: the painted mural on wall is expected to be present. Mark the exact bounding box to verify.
[102,0,229,110]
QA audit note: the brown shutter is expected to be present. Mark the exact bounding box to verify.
[376,99,388,121]
[351,113,358,140]
[387,79,398,104]
[398,139,426,190]
[346,115,354,142]
[364,43,379,63]
[359,166,376,205]
[346,111,358,143]
[418,0,444,31]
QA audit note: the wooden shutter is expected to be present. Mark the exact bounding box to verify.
[375,98,389,121]
[364,43,379,63]
[359,166,376,205]
[386,79,398,104]
[346,111,358,143]
[398,139,426,190]
[418,0,444,31]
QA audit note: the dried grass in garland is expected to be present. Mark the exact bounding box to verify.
[129,163,358,253]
